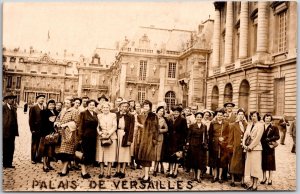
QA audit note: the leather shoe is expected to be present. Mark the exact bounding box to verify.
[268,180,272,185]
[230,182,236,187]
[119,172,125,179]
[81,173,91,179]
[211,177,218,183]
[260,179,267,184]
[172,174,178,178]
[98,174,104,179]
[113,172,120,178]
[141,177,150,183]
[241,183,248,189]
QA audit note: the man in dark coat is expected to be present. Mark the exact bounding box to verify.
[3,93,19,168]
[278,114,289,145]
[29,94,45,164]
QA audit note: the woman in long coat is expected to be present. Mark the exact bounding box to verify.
[153,106,168,176]
[261,113,280,185]
[167,105,188,178]
[55,98,79,176]
[228,108,248,188]
[136,100,159,183]
[96,101,117,179]
[208,108,230,183]
[39,99,58,172]
[186,111,208,183]
[242,111,264,191]
[78,99,99,179]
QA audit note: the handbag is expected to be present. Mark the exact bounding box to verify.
[245,135,252,146]
[268,141,279,149]
[44,132,60,145]
[75,143,84,163]
[101,138,113,146]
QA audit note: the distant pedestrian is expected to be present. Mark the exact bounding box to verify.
[289,117,296,153]
[261,113,280,186]
[29,94,45,164]
[278,115,289,145]
[23,102,28,114]
[3,93,18,168]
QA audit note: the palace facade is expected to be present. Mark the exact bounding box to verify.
[207,1,297,119]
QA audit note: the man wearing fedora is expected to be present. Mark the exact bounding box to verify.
[3,93,19,168]
[29,94,45,164]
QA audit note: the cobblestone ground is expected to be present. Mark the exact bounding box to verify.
[3,109,296,191]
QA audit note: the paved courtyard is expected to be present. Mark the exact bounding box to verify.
[3,108,297,191]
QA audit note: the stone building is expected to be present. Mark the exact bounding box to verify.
[2,47,79,105]
[110,21,213,110]
[207,1,297,119]
[77,48,116,100]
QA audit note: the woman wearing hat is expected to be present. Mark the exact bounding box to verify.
[96,101,118,179]
[186,111,208,183]
[135,100,159,183]
[114,99,135,179]
[153,106,168,176]
[208,108,230,183]
[228,108,248,188]
[202,109,213,176]
[242,111,264,191]
[54,97,79,176]
[77,99,99,179]
[39,99,59,172]
[167,105,188,178]
[261,113,280,186]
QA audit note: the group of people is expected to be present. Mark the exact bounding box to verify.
[2,92,296,191]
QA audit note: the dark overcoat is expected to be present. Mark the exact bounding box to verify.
[3,104,19,138]
[168,116,188,161]
[208,120,230,168]
[136,112,159,161]
[261,124,280,171]
[29,104,44,134]
[228,121,247,175]
[186,123,208,170]
[41,109,58,137]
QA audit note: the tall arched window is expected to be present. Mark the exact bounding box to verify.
[165,91,176,111]
[239,80,250,114]
[224,83,233,104]
[211,86,219,112]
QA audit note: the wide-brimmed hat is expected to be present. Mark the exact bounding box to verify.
[3,93,17,100]
[36,94,46,99]
[118,99,129,107]
[98,94,108,102]
[194,111,204,117]
[171,105,183,112]
[224,102,235,107]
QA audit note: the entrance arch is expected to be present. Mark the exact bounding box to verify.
[224,83,233,104]
[238,80,250,114]
[211,86,219,112]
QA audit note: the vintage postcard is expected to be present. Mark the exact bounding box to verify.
[2,1,297,192]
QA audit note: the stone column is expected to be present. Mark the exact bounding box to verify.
[257,2,269,53]
[212,8,221,68]
[119,63,127,98]
[158,66,166,102]
[77,73,82,97]
[224,2,233,65]
[239,2,248,58]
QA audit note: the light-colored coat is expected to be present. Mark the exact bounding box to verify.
[242,121,264,151]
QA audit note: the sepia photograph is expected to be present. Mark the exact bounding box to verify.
[2,1,297,191]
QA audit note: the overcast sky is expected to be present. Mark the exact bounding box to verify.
[3,1,214,57]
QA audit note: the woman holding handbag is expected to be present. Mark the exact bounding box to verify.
[261,113,280,185]
[77,99,99,179]
[39,99,58,172]
[55,97,80,177]
[186,111,208,183]
[96,102,117,179]
[242,111,264,191]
